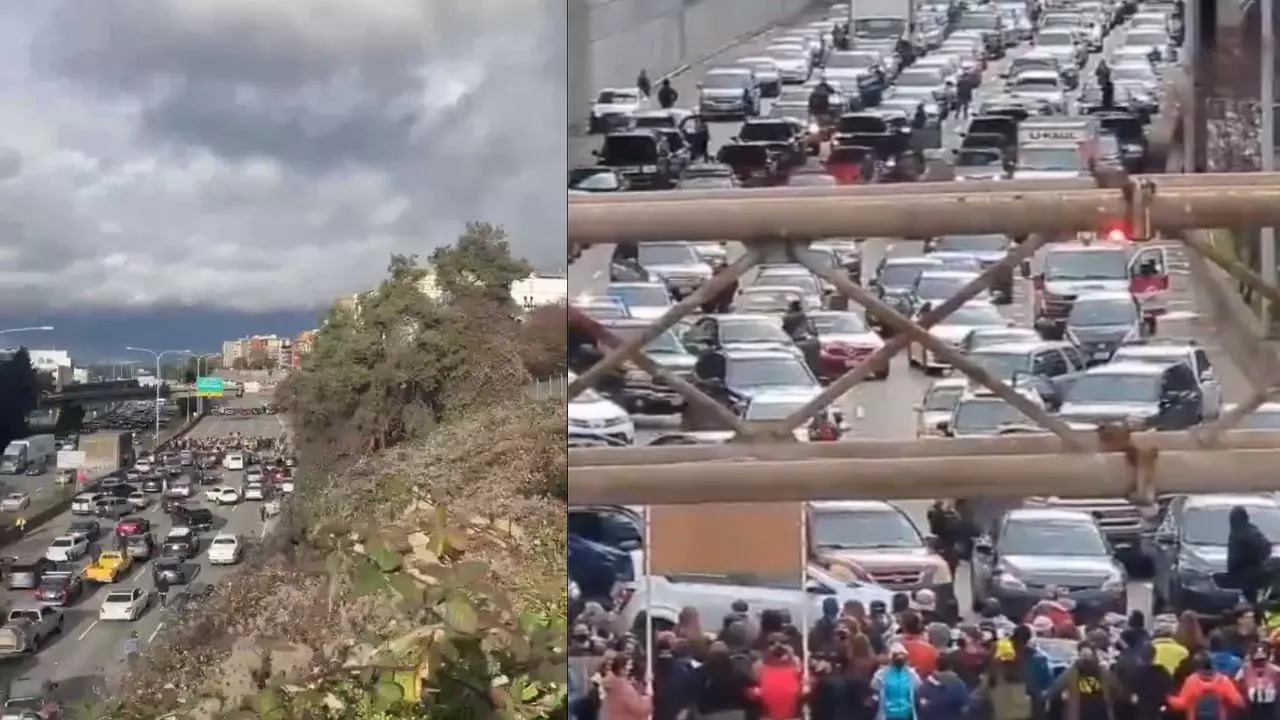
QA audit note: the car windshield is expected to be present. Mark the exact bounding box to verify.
[601,136,657,165]
[212,538,236,546]
[1125,31,1166,46]
[770,104,809,121]
[727,357,815,388]
[812,313,869,334]
[1068,298,1138,326]
[1044,250,1128,280]
[1037,32,1074,46]
[897,70,941,87]
[1239,411,1280,430]
[740,122,793,142]
[999,518,1109,556]
[678,177,734,190]
[1182,505,1280,545]
[952,398,1032,434]
[880,263,937,287]
[924,385,965,412]
[104,592,134,603]
[1112,65,1154,82]
[1012,58,1056,74]
[720,319,789,344]
[704,72,749,89]
[936,235,1006,253]
[571,172,621,192]
[1018,147,1082,171]
[969,351,1030,380]
[49,539,72,547]
[959,15,999,29]
[744,399,811,421]
[757,273,819,294]
[955,149,1004,168]
[1012,75,1059,90]
[597,91,638,104]
[854,18,907,37]
[942,305,1005,326]
[639,243,700,266]
[606,284,670,308]
[1066,373,1160,404]
[915,274,973,300]
[811,509,922,549]
[604,326,686,355]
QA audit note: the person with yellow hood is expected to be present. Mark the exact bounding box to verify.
[1150,618,1190,677]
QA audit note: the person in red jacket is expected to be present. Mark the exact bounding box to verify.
[753,636,804,720]
[1167,651,1245,720]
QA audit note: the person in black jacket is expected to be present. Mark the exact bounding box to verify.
[1227,505,1274,607]
[694,641,757,720]
[652,632,697,720]
[657,79,678,110]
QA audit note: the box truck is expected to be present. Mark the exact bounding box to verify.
[0,435,56,475]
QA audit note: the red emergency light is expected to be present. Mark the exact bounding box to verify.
[1104,228,1130,243]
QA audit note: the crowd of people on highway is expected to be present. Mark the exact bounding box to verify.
[567,504,1280,720]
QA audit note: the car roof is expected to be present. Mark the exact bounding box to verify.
[971,340,1066,354]
[1082,361,1167,376]
[1183,494,1279,509]
[166,527,194,536]
[715,313,781,323]
[606,281,668,290]
[1072,290,1138,302]
[1045,243,1127,254]
[724,349,799,360]
[884,256,945,267]
[929,377,971,390]
[808,500,900,512]
[918,269,979,280]
[1005,507,1095,522]
[1113,343,1195,357]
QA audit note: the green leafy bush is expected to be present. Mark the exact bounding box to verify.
[93,226,567,720]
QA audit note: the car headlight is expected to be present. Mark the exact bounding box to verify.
[996,572,1026,591]
[1101,573,1125,593]
[1178,563,1216,590]
[808,122,819,133]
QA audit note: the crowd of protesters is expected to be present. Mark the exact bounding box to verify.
[568,588,1280,720]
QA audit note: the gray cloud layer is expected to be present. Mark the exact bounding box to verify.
[0,0,566,312]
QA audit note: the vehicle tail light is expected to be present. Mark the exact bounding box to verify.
[823,343,851,356]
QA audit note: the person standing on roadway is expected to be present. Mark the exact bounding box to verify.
[955,75,975,120]
[657,79,678,110]
[14,516,25,535]
[636,69,652,99]
[124,630,141,665]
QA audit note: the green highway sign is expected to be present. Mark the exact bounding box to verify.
[195,376,225,398]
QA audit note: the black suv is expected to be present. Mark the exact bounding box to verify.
[1058,360,1203,430]
[594,130,675,190]
[171,507,215,532]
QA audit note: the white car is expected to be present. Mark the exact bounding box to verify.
[44,535,89,562]
[279,479,295,495]
[589,88,647,134]
[224,454,244,471]
[908,303,1010,372]
[244,484,266,501]
[215,487,242,506]
[207,534,243,566]
[127,491,151,510]
[134,459,152,473]
[99,588,149,621]
[71,492,99,515]
[1,493,30,513]
[567,373,635,447]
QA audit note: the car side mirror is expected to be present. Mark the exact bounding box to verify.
[912,404,923,413]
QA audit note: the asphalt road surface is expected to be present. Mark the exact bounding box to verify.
[0,397,287,703]
[568,16,1233,620]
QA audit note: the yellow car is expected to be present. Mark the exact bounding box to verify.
[85,551,133,583]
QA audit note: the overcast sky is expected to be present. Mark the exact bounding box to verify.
[0,0,566,313]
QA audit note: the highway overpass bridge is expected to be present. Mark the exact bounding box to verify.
[38,380,197,408]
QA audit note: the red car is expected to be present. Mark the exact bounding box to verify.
[810,311,890,381]
[115,517,151,538]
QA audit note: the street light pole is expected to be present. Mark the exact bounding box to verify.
[124,347,192,446]
[1262,0,1276,333]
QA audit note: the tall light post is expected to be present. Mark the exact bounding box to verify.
[1261,0,1276,333]
[124,346,192,443]
[193,353,219,417]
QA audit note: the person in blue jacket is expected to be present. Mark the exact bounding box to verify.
[1207,629,1243,677]
[1011,624,1054,718]
[917,653,970,720]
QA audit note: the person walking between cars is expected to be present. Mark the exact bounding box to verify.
[1227,505,1275,614]
[155,574,170,607]
[955,75,975,120]
[637,70,652,99]
[14,516,25,535]
[657,78,678,110]
[124,631,141,666]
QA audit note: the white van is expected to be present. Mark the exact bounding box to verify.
[225,453,244,471]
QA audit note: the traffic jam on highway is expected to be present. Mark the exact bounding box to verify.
[566,0,1280,712]
[0,402,290,715]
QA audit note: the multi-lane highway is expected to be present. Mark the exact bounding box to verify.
[569,6,1245,619]
[0,398,287,702]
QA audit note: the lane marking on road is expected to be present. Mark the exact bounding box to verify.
[148,622,164,643]
[77,619,98,640]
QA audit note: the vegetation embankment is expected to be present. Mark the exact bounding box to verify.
[95,223,569,720]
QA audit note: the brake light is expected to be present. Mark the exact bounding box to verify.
[1105,228,1129,243]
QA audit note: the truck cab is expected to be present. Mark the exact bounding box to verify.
[85,551,132,583]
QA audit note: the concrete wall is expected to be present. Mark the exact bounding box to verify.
[568,0,818,129]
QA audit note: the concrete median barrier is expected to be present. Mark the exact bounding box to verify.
[0,411,209,548]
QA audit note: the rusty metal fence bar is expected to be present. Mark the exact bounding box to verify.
[568,172,1280,507]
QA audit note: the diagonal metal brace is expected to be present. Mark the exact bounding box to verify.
[568,307,754,437]
[568,248,763,399]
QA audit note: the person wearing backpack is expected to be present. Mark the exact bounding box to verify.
[873,643,922,720]
[1167,651,1245,720]
[917,653,969,720]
